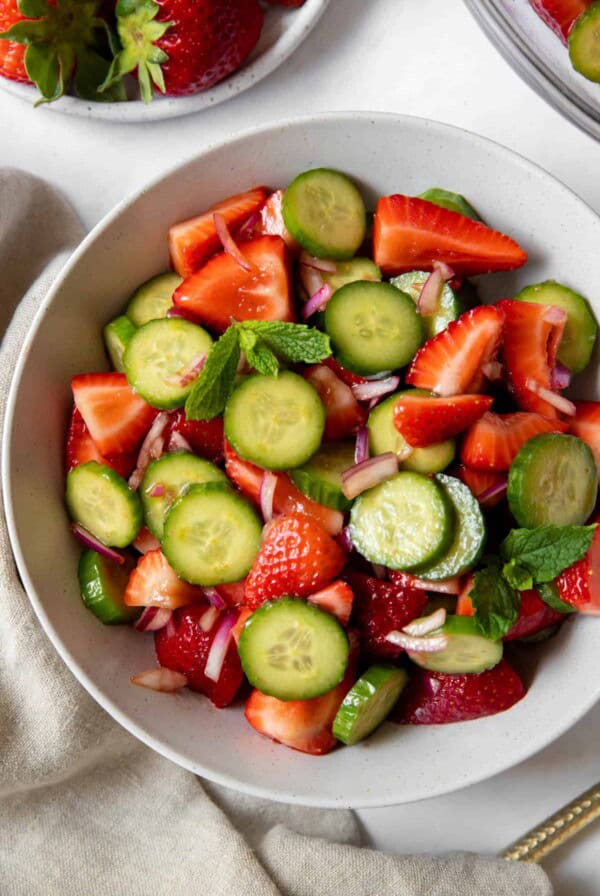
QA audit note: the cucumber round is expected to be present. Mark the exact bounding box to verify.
[569,3,600,82]
[322,258,381,293]
[238,598,349,701]
[349,471,454,571]
[162,483,262,586]
[78,549,138,625]
[324,281,423,376]
[515,281,598,374]
[282,168,367,260]
[414,474,486,580]
[124,318,213,410]
[141,451,228,539]
[290,441,356,511]
[332,665,407,746]
[508,433,598,528]
[367,391,455,474]
[408,615,503,674]
[418,188,482,221]
[126,272,183,326]
[224,371,325,470]
[390,271,462,338]
[103,315,136,373]
[66,461,142,548]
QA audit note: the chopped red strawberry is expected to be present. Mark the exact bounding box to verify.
[244,512,346,610]
[322,356,371,388]
[456,464,507,508]
[132,527,161,554]
[65,406,136,477]
[248,189,299,251]
[406,305,504,396]
[394,659,526,724]
[530,0,592,43]
[461,411,567,471]
[124,549,202,610]
[555,522,600,615]
[348,572,427,660]
[456,574,476,616]
[231,606,252,645]
[303,364,366,441]
[72,372,157,457]
[498,299,566,419]
[568,401,600,473]
[373,195,528,277]
[168,187,268,277]
[215,579,247,607]
[504,589,565,640]
[308,580,354,625]
[155,603,243,707]
[172,235,294,332]
[224,441,343,535]
[167,409,224,462]
[393,394,493,448]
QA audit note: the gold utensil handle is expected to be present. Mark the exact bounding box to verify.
[502,782,600,863]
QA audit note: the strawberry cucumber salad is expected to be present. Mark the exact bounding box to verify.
[64,168,600,755]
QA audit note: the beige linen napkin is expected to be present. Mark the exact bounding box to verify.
[0,168,552,896]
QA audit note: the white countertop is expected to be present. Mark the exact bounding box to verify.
[1,0,599,892]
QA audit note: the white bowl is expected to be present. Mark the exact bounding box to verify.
[4,112,600,808]
[0,0,328,122]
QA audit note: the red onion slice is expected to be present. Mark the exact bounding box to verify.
[204,610,237,682]
[482,360,504,382]
[132,529,161,554]
[302,283,334,320]
[354,426,369,464]
[130,668,188,692]
[213,212,251,272]
[525,378,575,416]
[199,606,220,632]
[478,478,508,507]
[542,305,567,326]
[165,615,177,639]
[385,630,449,653]
[371,563,387,580]
[148,483,166,498]
[134,606,172,632]
[299,262,324,299]
[129,411,171,491]
[341,452,399,500]
[71,524,126,565]
[165,353,206,388]
[260,470,278,522]
[168,430,193,453]
[237,209,260,239]
[403,608,447,636]
[299,250,337,273]
[417,268,444,316]
[551,363,571,391]
[202,587,226,609]
[403,574,462,594]
[433,260,456,281]
[351,376,400,402]
[336,526,353,553]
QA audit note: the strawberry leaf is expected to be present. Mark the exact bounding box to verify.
[18,0,49,16]
[25,43,62,102]
[102,0,173,102]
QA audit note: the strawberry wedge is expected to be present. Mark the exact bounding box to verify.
[65,406,136,477]
[303,364,366,441]
[530,0,592,43]
[568,401,600,473]
[461,411,568,471]
[393,394,493,447]
[72,372,157,457]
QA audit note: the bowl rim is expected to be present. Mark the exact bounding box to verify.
[4,110,600,807]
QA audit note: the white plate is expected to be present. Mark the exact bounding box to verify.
[4,112,600,807]
[0,0,329,122]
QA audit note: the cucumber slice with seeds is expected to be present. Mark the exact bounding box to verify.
[124,318,213,409]
[332,665,407,745]
[418,188,482,221]
[367,391,456,474]
[282,168,367,260]
[569,3,600,82]
[66,461,142,548]
[508,433,597,528]
[162,482,262,586]
[290,441,356,511]
[390,271,462,338]
[104,315,136,372]
[408,615,503,674]
[78,549,138,625]
[126,272,183,326]
[238,598,349,701]
[322,258,381,293]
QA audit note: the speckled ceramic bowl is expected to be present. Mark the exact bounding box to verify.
[4,112,600,807]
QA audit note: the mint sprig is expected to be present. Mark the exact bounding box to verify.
[468,564,520,641]
[500,525,596,585]
[185,325,240,421]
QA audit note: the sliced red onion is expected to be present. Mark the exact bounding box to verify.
[336,526,353,552]
[202,587,226,609]
[204,610,237,682]
[482,360,504,382]
[129,411,171,491]
[165,615,177,639]
[167,306,192,320]
[71,524,126,565]
[403,608,447,636]
[371,563,387,580]
[433,260,456,281]
[299,262,324,299]
[130,667,188,692]
[299,250,337,273]
[134,606,172,632]
[260,470,278,523]
[237,209,260,239]
[168,430,193,453]
[418,268,444,316]
[199,605,220,632]
[354,426,369,464]
[213,212,252,272]
[542,305,567,325]
[386,630,449,653]
[404,574,463,594]
[148,483,165,498]
[165,353,206,388]
[478,478,508,507]
[302,283,333,320]
[551,363,571,391]
[525,378,576,416]
[341,452,399,500]
[132,529,161,554]
[351,376,400,402]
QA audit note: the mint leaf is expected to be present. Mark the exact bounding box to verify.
[238,329,279,377]
[239,321,331,365]
[469,564,520,641]
[503,559,533,592]
[501,525,596,584]
[537,582,576,615]
[185,326,240,420]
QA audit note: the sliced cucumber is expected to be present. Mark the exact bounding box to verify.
[367,391,455,474]
[162,483,262,586]
[238,597,349,701]
[103,315,136,372]
[515,281,598,374]
[332,665,407,745]
[408,615,503,674]
[224,371,325,470]
[126,272,183,326]
[508,433,597,528]
[390,271,462,338]
[349,471,454,571]
[78,549,138,624]
[66,461,142,548]
[321,258,381,293]
[290,441,356,511]
[324,281,423,376]
[418,188,482,221]
[141,452,227,539]
[282,168,367,260]
[569,3,600,82]
[124,318,213,409]
[414,474,486,580]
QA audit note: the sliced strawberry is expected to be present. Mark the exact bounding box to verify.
[65,406,136,477]
[155,603,243,707]
[232,606,252,645]
[504,589,565,641]
[393,394,493,448]
[248,189,299,252]
[406,305,504,396]
[72,372,157,457]
[303,364,366,441]
[556,521,600,615]
[168,187,268,277]
[172,235,294,333]
[373,195,528,277]
[568,401,600,473]
[308,580,354,625]
[394,659,526,724]
[124,549,202,610]
[322,356,371,388]
[132,527,161,554]
[460,411,567,471]
[498,299,566,419]
[224,441,343,535]
[456,464,507,508]
[456,574,476,616]
[167,409,224,462]
[348,572,427,660]
[215,579,246,607]
[530,0,592,43]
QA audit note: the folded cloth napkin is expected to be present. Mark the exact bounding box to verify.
[0,169,553,896]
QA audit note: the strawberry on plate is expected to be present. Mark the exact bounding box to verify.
[568,401,600,472]
[173,235,294,332]
[303,364,366,441]
[167,409,224,462]
[65,405,136,477]
[460,410,567,471]
[456,464,507,508]
[348,572,427,660]
[406,305,504,396]
[530,0,592,43]
[373,195,528,277]
[555,521,600,615]
[308,579,354,625]
[124,549,202,610]
[72,372,158,457]
[393,394,493,448]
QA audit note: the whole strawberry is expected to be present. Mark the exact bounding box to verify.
[105,0,264,102]
[0,0,29,83]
